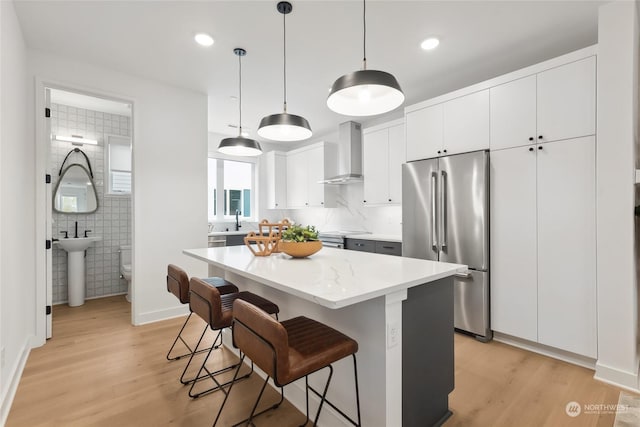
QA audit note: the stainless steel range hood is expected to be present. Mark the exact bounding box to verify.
[320,121,363,185]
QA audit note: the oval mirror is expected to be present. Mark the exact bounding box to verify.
[53,164,99,214]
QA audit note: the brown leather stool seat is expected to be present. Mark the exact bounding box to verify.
[182,277,280,398]
[166,264,238,361]
[213,299,361,426]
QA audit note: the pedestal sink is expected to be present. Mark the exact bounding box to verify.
[55,237,101,306]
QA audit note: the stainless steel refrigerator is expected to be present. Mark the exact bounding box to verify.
[402,150,491,341]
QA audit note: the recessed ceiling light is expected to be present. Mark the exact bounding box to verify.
[194,33,214,47]
[421,37,440,50]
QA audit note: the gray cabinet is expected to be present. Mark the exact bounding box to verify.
[225,234,245,246]
[345,238,402,256]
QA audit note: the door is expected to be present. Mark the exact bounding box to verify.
[537,56,596,143]
[306,145,325,207]
[537,136,596,357]
[402,159,439,261]
[490,146,538,341]
[363,128,389,205]
[490,75,537,150]
[405,104,443,161]
[286,150,307,208]
[453,270,490,337]
[437,151,489,269]
[443,90,490,155]
[45,88,53,338]
[387,124,405,204]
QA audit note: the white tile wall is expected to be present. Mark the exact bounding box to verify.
[50,103,132,304]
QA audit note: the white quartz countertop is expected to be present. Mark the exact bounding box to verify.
[347,233,402,243]
[184,246,465,309]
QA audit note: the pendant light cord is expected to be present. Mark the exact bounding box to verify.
[238,52,243,134]
[283,9,288,113]
[362,0,367,70]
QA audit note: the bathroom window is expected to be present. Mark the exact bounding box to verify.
[106,135,132,194]
[208,158,255,222]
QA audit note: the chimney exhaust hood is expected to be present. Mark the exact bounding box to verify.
[320,121,363,184]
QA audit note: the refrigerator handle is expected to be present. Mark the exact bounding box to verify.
[440,170,447,250]
[431,172,438,250]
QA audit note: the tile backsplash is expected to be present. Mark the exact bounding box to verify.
[50,103,132,304]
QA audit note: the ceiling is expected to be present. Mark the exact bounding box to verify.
[15,0,606,143]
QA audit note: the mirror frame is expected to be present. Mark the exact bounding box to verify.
[53,163,99,214]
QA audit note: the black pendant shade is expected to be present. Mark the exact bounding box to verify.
[257,1,312,142]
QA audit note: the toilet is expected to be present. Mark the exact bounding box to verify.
[119,245,132,302]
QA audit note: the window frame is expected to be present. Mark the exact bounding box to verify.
[208,154,258,222]
[105,134,132,196]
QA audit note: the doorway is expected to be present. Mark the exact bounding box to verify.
[37,84,134,340]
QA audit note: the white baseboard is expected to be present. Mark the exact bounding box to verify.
[134,304,189,326]
[220,329,351,426]
[1,340,31,427]
[493,332,597,369]
[594,362,640,393]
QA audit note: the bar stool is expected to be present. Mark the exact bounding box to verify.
[166,264,239,361]
[183,277,280,398]
[214,299,361,427]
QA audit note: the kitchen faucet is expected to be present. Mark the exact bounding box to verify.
[235,210,241,231]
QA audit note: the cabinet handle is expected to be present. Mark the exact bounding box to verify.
[363,200,367,203]
[388,198,392,202]
[275,203,278,207]
[381,245,394,249]
[538,135,543,139]
[538,146,543,150]
[437,150,441,154]
[443,149,447,153]
[321,201,324,205]
[528,137,534,141]
[528,147,534,152]
[356,243,365,247]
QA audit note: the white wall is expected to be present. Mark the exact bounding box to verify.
[28,50,209,326]
[0,1,35,423]
[595,0,640,390]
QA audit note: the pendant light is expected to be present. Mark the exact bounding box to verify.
[327,0,404,116]
[218,48,263,156]
[257,1,312,142]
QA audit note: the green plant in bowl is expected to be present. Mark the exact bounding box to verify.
[280,224,322,258]
[281,224,319,242]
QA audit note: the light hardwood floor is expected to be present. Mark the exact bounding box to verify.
[7,296,626,427]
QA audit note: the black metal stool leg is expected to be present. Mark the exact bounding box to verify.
[213,353,245,427]
[179,324,209,384]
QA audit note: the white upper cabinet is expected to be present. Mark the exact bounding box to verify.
[406,90,489,161]
[363,121,405,206]
[405,104,443,161]
[443,90,490,155]
[363,128,389,205]
[285,142,336,208]
[286,150,307,208]
[264,151,287,209]
[490,56,596,151]
[387,124,405,204]
[537,57,596,144]
[490,75,537,150]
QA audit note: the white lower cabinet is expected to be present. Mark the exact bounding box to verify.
[490,136,596,358]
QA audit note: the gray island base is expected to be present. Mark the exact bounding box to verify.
[184,246,464,426]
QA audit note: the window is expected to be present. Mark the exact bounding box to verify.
[208,158,255,221]
[106,135,132,194]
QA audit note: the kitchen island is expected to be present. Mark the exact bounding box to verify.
[184,246,465,427]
